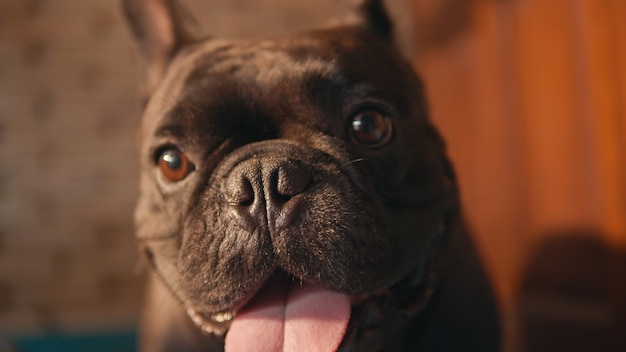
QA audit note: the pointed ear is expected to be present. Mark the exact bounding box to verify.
[335,0,394,42]
[122,0,197,95]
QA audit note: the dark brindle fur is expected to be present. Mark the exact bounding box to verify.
[122,0,500,350]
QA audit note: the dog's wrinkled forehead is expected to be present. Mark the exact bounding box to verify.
[140,29,417,149]
[191,41,336,88]
[163,39,335,100]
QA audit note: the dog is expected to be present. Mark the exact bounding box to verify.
[122,0,500,351]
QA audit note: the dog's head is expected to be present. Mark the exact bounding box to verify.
[124,0,458,349]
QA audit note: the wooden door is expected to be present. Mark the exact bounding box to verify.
[411,0,626,350]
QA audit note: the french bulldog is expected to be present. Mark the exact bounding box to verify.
[122,0,500,351]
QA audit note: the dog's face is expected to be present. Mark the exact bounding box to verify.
[125,0,458,349]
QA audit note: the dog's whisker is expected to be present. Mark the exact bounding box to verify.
[346,158,368,166]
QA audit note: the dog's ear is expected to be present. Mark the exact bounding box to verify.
[335,0,393,42]
[122,0,197,96]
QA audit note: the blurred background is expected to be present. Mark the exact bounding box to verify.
[0,0,624,351]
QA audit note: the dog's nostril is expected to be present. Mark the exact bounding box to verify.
[228,175,255,206]
[275,162,312,199]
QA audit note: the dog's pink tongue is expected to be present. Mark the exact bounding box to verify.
[225,276,350,352]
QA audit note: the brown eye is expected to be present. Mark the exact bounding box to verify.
[349,108,394,147]
[158,147,194,182]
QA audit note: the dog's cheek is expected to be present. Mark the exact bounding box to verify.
[140,238,183,286]
[270,180,401,294]
[380,121,455,206]
[176,196,277,310]
[134,174,181,240]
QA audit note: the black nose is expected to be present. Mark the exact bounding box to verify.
[225,157,312,230]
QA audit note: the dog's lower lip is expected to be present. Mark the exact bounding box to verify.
[185,275,273,336]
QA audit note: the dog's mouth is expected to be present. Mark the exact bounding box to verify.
[183,234,442,351]
[185,270,351,351]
